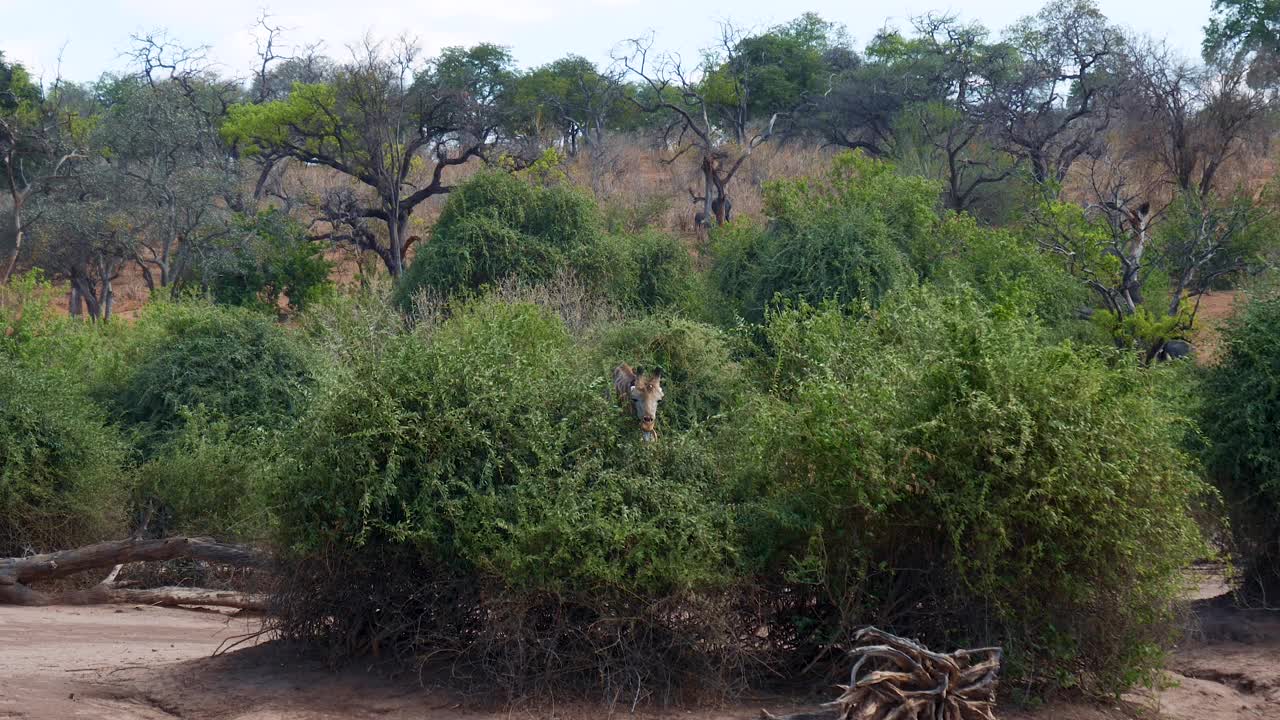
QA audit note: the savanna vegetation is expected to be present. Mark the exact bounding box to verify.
[2,0,1279,709]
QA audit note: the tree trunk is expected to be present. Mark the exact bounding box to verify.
[1169,269,1193,317]
[1,188,27,284]
[0,537,268,608]
[66,586,267,611]
[155,238,172,290]
[701,157,715,227]
[137,259,157,294]
[98,255,115,322]
[384,211,406,277]
[68,285,82,318]
[1029,150,1050,188]
[72,274,101,322]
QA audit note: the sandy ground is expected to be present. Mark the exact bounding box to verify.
[1,595,1277,720]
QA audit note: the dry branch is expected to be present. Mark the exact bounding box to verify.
[0,537,268,609]
[762,627,1003,720]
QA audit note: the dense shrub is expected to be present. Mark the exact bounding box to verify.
[590,313,746,433]
[601,192,673,235]
[933,213,1087,328]
[109,301,315,450]
[1,270,113,377]
[0,273,130,553]
[271,298,740,697]
[710,152,938,321]
[134,413,276,540]
[0,361,130,554]
[196,209,334,313]
[729,287,1209,695]
[1201,290,1280,597]
[396,171,608,306]
[597,230,700,312]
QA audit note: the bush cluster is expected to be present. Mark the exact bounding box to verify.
[0,275,131,554]
[711,152,935,320]
[101,301,315,538]
[396,171,607,305]
[110,301,315,450]
[398,172,700,317]
[197,209,334,313]
[0,360,131,555]
[0,151,1239,707]
[271,298,740,697]
[262,283,1209,699]
[1201,290,1280,597]
[728,289,1208,694]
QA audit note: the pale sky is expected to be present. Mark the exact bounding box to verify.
[3,0,1214,85]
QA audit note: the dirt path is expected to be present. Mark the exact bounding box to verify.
[1,601,1277,720]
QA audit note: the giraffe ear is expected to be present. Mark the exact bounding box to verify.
[652,366,663,379]
[613,363,637,394]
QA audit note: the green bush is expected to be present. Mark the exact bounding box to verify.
[1,270,115,378]
[0,360,130,554]
[110,301,315,450]
[275,297,732,584]
[590,313,745,433]
[933,213,1087,328]
[134,412,276,540]
[1201,290,1280,597]
[396,171,608,306]
[595,230,700,312]
[271,297,739,696]
[710,152,938,321]
[196,209,333,313]
[730,286,1209,695]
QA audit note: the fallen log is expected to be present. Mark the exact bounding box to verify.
[762,627,1003,720]
[0,536,268,609]
[80,585,268,611]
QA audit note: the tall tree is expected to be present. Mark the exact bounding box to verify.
[1126,38,1268,200]
[617,17,834,227]
[0,55,88,283]
[222,39,507,276]
[889,15,1021,212]
[703,13,848,144]
[30,157,139,321]
[985,0,1122,187]
[511,56,628,156]
[94,76,236,292]
[1203,0,1280,88]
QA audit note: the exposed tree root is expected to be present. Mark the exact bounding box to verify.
[763,627,1003,720]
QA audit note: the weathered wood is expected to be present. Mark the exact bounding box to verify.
[761,710,840,720]
[764,628,1003,720]
[0,537,265,584]
[0,537,268,609]
[86,586,267,611]
[0,582,267,610]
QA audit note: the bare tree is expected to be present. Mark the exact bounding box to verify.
[95,76,235,293]
[0,64,87,283]
[984,0,1123,187]
[895,14,1021,212]
[1127,38,1268,200]
[32,169,137,321]
[616,31,778,228]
